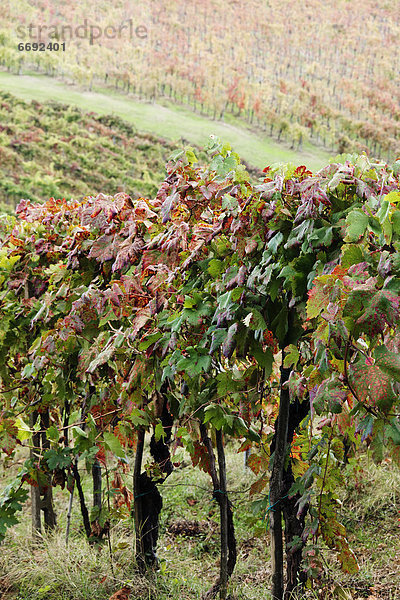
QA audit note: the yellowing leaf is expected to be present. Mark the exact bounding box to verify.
[15,417,31,442]
[307,274,334,320]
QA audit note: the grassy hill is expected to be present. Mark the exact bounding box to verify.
[0,71,333,176]
[0,89,185,208]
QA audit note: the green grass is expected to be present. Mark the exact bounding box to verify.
[0,71,333,172]
[1,446,400,600]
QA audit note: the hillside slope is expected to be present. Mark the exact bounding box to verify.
[2,0,399,159]
[0,72,333,172]
[0,90,182,207]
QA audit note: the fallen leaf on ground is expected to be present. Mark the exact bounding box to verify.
[108,586,131,600]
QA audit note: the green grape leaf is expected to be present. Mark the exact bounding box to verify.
[283,344,300,369]
[268,232,284,254]
[103,432,125,459]
[340,244,363,269]
[176,348,212,377]
[249,339,273,374]
[344,209,368,242]
[185,148,198,165]
[46,425,59,443]
[392,211,400,236]
[154,422,166,442]
[44,448,73,470]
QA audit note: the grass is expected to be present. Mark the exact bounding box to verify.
[1,447,400,600]
[333,458,400,598]
[0,70,334,172]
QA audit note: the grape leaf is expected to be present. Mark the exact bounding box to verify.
[355,290,399,337]
[307,274,335,320]
[312,379,346,415]
[88,234,116,262]
[340,244,363,269]
[103,432,126,459]
[374,346,400,382]
[222,323,238,358]
[345,209,368,242]
[349,360,395,412]
[161,190,179,224]
[176,348,212,377]
[44,448,73,470]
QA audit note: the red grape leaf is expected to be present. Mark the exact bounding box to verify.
[349,361,395,412]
